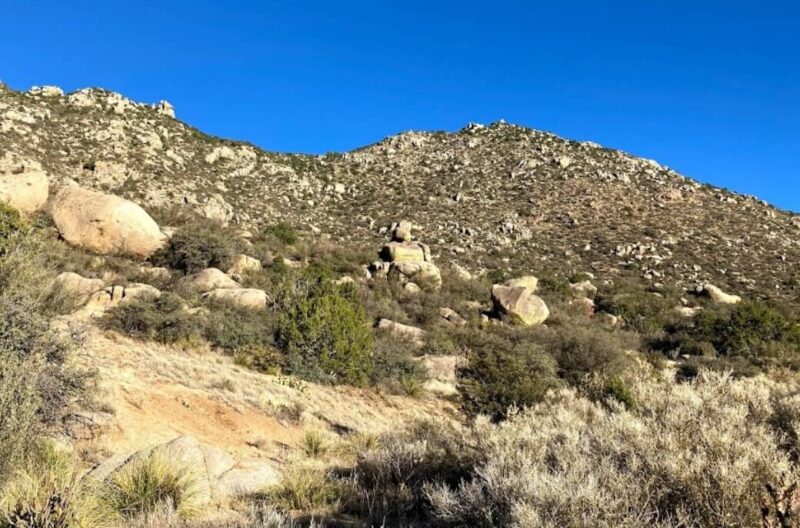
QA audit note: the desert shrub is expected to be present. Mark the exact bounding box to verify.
[151,221,238,274]
[346,421,477,525]
[264,222,299,246]
[102,293,205,345]
[98,452,201,521]
[0,238,89,482]
[424,371,800,528]
[457,337,561,421]
[596,283,677,335]
[0,202,26,257]
[543,325,637,385]
[276,272,373,386]
[204,303,276,352]
[370,334,429,395]
[0,355,41,486]
[692,301,800,362]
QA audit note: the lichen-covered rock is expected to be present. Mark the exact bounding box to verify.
[53,272,104,303]
[381,242,426,263]
[186,268,240,292]
[570,280,598,298]
[227,254,262,276]
[202,288,268,310]
[393,220,414,242]
[491,284,549,326]
[48,184,166,258]
[388,261,443,290]
[377,318,426,347]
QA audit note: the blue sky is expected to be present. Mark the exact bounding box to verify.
[2,1,798,211]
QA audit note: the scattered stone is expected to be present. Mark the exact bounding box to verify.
[505,275,539,291]
[596,312,620,329]
[439,307,467,326]
[53,272,104,303]
[569,297,596,317]
[404,282,422,294]
[227,254,262,276]
[570,280,598,298]
[674,306,702,317]
[187,268,240,292]
[393,220,414,242]
[450,263,473,281]
[377,318,426,347]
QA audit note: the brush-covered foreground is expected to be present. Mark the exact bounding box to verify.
[3,200,800,527]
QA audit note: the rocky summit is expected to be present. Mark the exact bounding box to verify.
[2,83,799,301]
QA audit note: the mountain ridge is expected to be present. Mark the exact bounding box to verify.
[2,82,798,302]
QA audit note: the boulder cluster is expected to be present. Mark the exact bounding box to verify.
[371,221,442,293]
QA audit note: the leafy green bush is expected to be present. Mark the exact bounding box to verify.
[544,325,636,385]
[276,272,373,386]
[692,301,800,362]
[371,334,429,396]
[151,221,237,274]
[102,293,205,345]
[203,302,282,373]
[596,287,675,335]
[0,202,26,257]
[265,221,299,246]
[457,336,561,421]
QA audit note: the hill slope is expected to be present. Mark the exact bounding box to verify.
[2,83,798,300]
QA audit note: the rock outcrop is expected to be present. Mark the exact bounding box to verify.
[48,184,167,258]
[54,272,104,303]
[89,436,279,506]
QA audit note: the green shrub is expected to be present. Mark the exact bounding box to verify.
[0,202,26,257]
[596,287,675,335]
[102,293,205,345]
[545,325,636,385]
[371,334,429,395]
[692,301,800,361]
[265,222,299,246]
[457,337,561,421]
[151,221,237,274]
[204,302,276,353]
[601,377,638,411]
[276,272,373,386]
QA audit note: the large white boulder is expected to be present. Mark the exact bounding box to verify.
[48,184,167,258]
[0,161,49,214]
[202,288,268,310]
[491,284,550,326]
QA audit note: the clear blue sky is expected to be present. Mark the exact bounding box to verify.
[2,1,798,211]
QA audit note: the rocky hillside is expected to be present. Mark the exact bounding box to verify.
[2,83,799,300]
